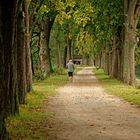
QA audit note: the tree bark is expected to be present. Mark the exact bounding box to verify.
[108,52,112,76]
[104,53,109,75]
[110,38,118,78]
[24,0,32,92]
[38,27,48,78]
[17,7,26,104]
[123,0,140,86]
[117,49,123,80]
[0,0,21,138]
[44,17,55,74]
[102,52,106,70]
[38,16,55,76]
[65,24,73,62]
[67,37,72,61]
[56,36,62,68]
[63,45,67,67]
[100,52,104,69]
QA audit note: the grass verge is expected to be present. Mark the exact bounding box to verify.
[6,74,68,140]
[94,68,140,106]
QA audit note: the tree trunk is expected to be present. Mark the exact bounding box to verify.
[108,52,112,76]
[17,7,26,104]
[38,15,55,77]
[56,38,62,68]
[65,24,72,62]
[116,49,122,80]
[123,29,136,85]
[100,52,104,69]
[24,0,32,92]
[110,38,118,78]
[63,46,67,67]
[99,53,102,68]
[94,54,99,68]
[86,55,90,66]
[44,17,55,74]
[0,0,21,138]
[102,52,106,70]
[104,53,109,75]
[38,29,48,78]
[31,52,34,75]
[123,0,140,86]
[67,37,72,61]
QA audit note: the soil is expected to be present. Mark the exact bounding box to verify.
[46,67,140,140]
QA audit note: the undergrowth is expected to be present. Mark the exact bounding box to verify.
[6,74,68,140]
[94,68,140,106]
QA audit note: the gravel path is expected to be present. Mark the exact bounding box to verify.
[47,67,140,140]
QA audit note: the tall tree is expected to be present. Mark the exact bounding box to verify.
[0,0,22,138]
[24,0,32,92]
[123,0,140,86]
[55,29,62,68]
[17,3,26,104]
[31,0,57,77]
[38,16,55,77]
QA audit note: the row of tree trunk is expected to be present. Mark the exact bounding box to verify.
[0,0,75,138]
[0,0,32,139]
[94,0,140,86]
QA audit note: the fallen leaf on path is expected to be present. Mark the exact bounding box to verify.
[90,124,94,126]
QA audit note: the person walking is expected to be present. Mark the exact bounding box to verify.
[66,60,75,81]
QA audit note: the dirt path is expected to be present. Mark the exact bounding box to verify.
[47,67,140,140]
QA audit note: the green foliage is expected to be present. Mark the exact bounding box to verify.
[33,66,45,80]
[91,0,123,54]
[95,68,140,106]
[30,0,124,79]
[55,0,76,25]
[135,45,140,65]
[49,23,66,67]
[74,2,94,27]
[73,0,123,59]
[76,29,94,55]
[6,74,68,140]
[36,0,57,22]
[52,66,67,75]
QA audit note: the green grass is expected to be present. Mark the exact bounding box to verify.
[94,68,140,106]
[6,74,68,140]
